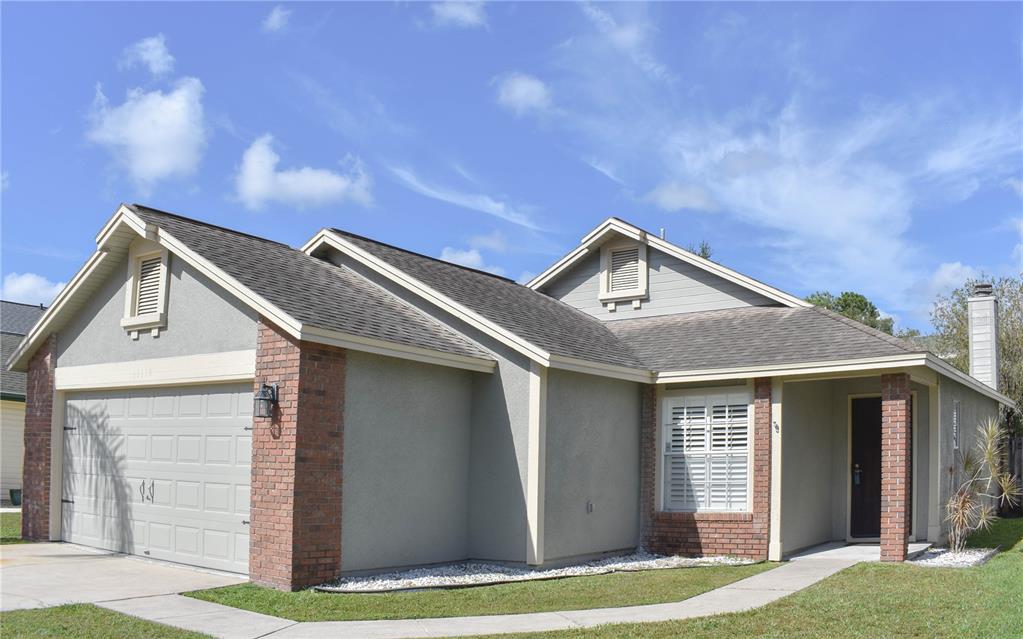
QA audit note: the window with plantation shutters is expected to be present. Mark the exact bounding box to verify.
[135,256,162,315]
[609,247,640,292]
[662,389,751,512]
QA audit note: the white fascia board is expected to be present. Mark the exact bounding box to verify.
[153,228,303,340]
[527,217,810,309]
[303,231,551,366]
[655,354,929,384]
[6,250,112,371]
[547,355,654,383]
[300,326,496,374]
[923,353,1015,407]
[55,350,256,390]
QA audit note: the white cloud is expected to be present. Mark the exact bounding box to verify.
[644,181,717,212]
[1004,177,1023,198]
[516,271,536,285]
[119,34,175,77]
[582,157,624,184]
[262,5,292,33]
[389,166,539,229]
[439,247,505,275]
[431,2,487,29]
[469,230,507,252]
[579,2,672,83]
[86,78,207,191]
[923,262,980,302]
[235,134,372,210]
[494,72,551,117]
[1,171,8,191]
[1,272,65,305]
[1012,217,1023,271]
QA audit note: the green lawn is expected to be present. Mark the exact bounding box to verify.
[1,511,26,544]
[467,518,1023,639]
[185,561,775,622]
[0,604,209,639]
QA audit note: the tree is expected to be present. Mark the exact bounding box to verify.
[931,274,1022,433]
[805,291,894,335]
[686,240,712,260]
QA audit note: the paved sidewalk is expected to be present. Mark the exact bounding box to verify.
[103,557,857,639]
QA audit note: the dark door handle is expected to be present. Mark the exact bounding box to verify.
[140,480,146,501]
[148,479,155,503]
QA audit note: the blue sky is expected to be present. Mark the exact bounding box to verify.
[2,2,1021,330]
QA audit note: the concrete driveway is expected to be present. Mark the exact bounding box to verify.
[0,542,245,611]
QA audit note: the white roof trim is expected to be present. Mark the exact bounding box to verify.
[655,352,1014,407]
[547,354,653,383]
[6,206,497,375]
[300,325,496,374]
[527,217,811,309]
[303,230,553,366]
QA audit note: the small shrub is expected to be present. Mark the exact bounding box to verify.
[945,418,1022,552]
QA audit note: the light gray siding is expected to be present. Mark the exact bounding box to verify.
[323,251,532,563]
[543,370,640,562]
[56,254,257,367]
[341,351,473,572]
[937,375,1000,539]
[542,249,775,320]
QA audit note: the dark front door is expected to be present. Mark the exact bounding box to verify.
[850,397,882,538]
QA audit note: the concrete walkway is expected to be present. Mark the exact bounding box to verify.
[98,557,857,639]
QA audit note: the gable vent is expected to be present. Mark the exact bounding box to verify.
[609,247,640,291]
[135,256,162,315]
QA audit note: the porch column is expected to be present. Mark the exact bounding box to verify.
[880,373,911,561]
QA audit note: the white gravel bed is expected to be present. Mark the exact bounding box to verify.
[908,547,998,568]
[315,552,754,593]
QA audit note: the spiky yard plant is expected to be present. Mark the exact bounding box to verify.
[945,418,1022,552]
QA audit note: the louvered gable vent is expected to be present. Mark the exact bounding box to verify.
[135,256,162,315]
[609,247,640,292]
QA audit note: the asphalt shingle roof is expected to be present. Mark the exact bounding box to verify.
[2,300,45,336]
[332,230,647,369]
[1,301,45,399]
[605,306,922,372]
[128,205,492,363]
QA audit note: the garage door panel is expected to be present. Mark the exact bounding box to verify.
[62,383,252,574]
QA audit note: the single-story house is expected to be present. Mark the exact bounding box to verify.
[1,300,46,503]
[7,204,1011,591]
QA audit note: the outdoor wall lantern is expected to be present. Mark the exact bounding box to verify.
[254,382,279,418]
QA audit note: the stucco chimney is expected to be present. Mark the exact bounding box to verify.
[967,283,999,391]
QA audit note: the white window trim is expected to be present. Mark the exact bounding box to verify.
[121,240,170,336]
[658,385,754,513]
[598,240,648,303]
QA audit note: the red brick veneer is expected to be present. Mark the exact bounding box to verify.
[249,318,346,590]
[21,336,56,541]
[640,378,772,560]
[880,372,911,562]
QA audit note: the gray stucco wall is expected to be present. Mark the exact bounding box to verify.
[781,380,833,553]
[543,369,640,562]
[341,351,473,572]
[322,251,532,563]
[542,248,775,320]
[56,253,257,367]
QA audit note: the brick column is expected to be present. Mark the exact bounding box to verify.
[639,378,772,560]
[751,377,773,559]
[249,318,346,590]
[880,373,911,562]
[22,336,56,541]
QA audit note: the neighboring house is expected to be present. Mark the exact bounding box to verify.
[1,300,46,503]
[6,204,1011,591]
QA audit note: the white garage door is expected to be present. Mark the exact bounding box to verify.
[61,383,252,574]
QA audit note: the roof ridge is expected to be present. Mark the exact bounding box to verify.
[810,307,921,353]
[130,204,291,248]
[1,300,47,309]
[330,228,517,284]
